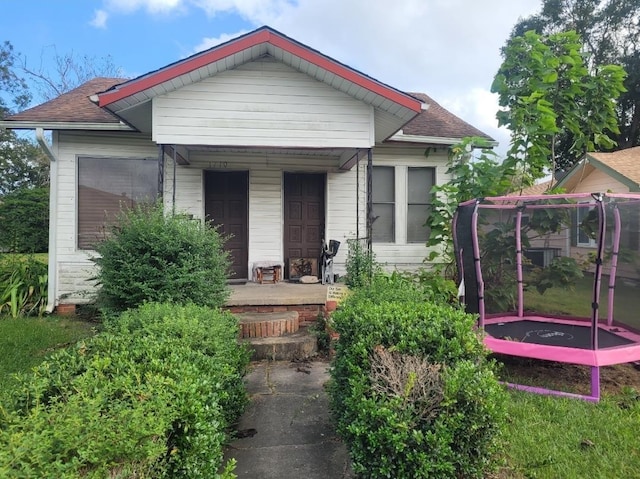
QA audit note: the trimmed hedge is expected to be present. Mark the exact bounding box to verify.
[329,276,506,478]
[0,303,250,478]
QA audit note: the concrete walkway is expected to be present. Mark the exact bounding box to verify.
[225,360,353,478]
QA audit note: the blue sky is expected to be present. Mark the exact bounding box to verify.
[2,0,543,155]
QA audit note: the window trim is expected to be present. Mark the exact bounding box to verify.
[406,166,435,244]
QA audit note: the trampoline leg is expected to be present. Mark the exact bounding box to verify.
[591,367,600,402]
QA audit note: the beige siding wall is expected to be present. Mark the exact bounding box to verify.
[53,131,158,304]
[152,57,374,148]
[572,169,630,193]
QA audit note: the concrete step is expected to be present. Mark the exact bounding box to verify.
[237,311,299,339]
[244,329,318,361]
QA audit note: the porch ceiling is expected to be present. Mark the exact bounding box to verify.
[95,27,422,143]
[166,145,365,171]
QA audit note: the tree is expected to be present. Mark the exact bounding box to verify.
[17,46,122,101]
[492,30,626,175]
[0,186,49,252]
[510,0,640,156]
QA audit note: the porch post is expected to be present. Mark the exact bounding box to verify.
[366,147,373,252]
[157,144,164,201]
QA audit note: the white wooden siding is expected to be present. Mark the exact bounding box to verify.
[152,57,374,148]
[369,145,452,270]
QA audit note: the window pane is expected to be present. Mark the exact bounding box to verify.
[408,167,434,203]
[78,158,157,249]
[407,204,430,243]
[372,166,394,203]
[372,204,394,242]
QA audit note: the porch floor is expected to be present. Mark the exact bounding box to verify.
[227,281,328,306]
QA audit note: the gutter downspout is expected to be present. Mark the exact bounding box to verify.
[36,127,57,313]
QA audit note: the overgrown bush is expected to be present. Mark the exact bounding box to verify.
[329,279,506,478]
[0,255,47,318]
[92,204,230,316]
[345,238,380,288]
[0,303,250,478]
[0,187,49,253]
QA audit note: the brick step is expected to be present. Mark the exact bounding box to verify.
[237,311,299,339]
[243,329,318,361]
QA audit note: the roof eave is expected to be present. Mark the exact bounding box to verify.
[386,132,498,147]
[0,120,134,131]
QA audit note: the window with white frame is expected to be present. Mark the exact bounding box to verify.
[407,167,435,243]
[78,157,157,249]
[372,166,395,242]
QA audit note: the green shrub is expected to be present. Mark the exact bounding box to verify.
[0,187,49,253]
[0,303,249,479]
[345,238,380,288]
[0,255,47,318]
[92,204,230,316]
[329,293,506,478]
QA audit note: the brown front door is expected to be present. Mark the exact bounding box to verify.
[284,173,325,278]
[204,171,249,281]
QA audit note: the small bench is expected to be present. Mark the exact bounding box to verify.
[253,262,282,284]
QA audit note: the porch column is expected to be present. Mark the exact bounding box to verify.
[366,147,373,252]
[157,144,164,200]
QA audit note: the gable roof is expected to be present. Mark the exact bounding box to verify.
[1,26,493,145]
[558,146,640,192]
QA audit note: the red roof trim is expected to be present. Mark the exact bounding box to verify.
[97,29,421,113]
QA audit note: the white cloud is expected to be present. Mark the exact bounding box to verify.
[193,30,250,53]
[90,9,109,28]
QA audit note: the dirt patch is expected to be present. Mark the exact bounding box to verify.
[495,354,640,396]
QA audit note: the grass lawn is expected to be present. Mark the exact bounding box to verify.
[524,274,640,329]
[0,315,97,403]
[498,390,640,479]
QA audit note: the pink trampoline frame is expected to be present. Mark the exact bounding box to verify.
[456,193,640,402]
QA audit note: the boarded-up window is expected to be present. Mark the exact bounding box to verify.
[407,167,435,243]
[372,166,395,243]
[78,157,157,249]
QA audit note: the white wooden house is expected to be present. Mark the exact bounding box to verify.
[1,26,492,310]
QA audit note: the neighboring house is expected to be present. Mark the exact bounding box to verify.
[0,26,492,310]
[509,147,640,275]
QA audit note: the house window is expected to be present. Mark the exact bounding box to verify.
[577,202,597,247]
[78,157,157,249]
[372,166,395,242]
[407,167,435,243]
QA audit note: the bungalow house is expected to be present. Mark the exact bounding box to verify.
[0,26,492,311]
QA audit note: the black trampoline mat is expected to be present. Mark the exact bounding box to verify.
[485,319,634,349]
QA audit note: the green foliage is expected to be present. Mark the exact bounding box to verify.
[493,29,626,174]
[344,238,380,288]
[0,302,249,479]
[529,256,584,295]
[0,254,47,318]
[92,203,231,316]
[310,313,331,352]
[511,0,640,154]
[0,187,49,253]
[329,280,506,478]
[427,137,514,270]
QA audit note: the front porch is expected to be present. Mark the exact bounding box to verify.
[226,282,329,325]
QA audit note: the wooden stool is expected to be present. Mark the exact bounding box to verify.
[256,265,281,284]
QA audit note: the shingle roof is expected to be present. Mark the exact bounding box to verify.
[586,146,640,186]
[4,81,492,142]
[399,92,494,141]
[6,78,125,124]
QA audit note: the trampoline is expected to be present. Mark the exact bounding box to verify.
[454,193,640,401]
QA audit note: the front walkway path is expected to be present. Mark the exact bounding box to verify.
[225,360,353,478]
